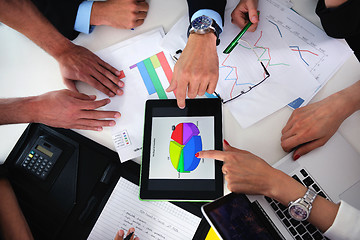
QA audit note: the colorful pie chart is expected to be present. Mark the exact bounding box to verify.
[169,123,202,173]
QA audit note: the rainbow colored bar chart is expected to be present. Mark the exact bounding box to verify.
[169,123,202,173]
[129,51,172,99]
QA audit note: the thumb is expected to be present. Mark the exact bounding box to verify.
[166,78,177,92]
[249,10,259,24]
[70,91,96,101]
[63,78,79,92]
[223,140,244,152]
[292,139,326,160]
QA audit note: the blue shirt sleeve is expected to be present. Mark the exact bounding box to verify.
[190,9,223,33]
[74,1,95,34]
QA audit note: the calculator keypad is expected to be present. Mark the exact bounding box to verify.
[21,150,54,180]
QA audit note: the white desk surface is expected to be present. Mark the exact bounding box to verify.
[1,0,359,166]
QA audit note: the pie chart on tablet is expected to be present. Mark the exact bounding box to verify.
[169,123,202,173]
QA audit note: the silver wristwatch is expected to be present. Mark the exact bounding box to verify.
[288,188,317,221]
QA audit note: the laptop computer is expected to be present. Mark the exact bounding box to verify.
[202,132,360,239]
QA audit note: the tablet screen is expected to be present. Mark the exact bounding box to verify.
[149,116,215,188]
[202,193,281,240]
[140,99,223,200]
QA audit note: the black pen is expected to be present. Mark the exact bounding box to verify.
[124,232,134,240]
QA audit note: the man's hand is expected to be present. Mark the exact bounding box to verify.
[91,0,149,29]
[114,228,139,240]
[231,0,259,32]
[33,89,121,131]
[56,45,124,97]
[167,33,219,109]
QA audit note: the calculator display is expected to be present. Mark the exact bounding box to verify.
[36,145,54,157]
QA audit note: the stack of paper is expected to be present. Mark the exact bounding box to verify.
[161,0,352,128]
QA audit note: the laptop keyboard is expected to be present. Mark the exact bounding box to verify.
[264,168,329,240]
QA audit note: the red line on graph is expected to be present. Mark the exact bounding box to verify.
[291,49,319,56]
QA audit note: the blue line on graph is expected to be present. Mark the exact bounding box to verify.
[289,46,309,66]
[219,66,254,86]
[268,20,282,38]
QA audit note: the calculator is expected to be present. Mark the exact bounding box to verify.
[17,136,62,180]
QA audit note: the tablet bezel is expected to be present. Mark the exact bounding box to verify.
[140,98,223,201]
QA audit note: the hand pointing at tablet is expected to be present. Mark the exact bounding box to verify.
[196,140,340,234]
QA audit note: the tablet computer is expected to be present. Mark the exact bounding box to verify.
[201,193,282,240]
[140,98,223,201]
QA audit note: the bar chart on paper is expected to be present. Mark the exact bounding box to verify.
[130,51,172,99]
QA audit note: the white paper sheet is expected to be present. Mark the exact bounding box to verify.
[96,28,176,162]
[258,0,352,108]
[161,0,352,128]
[87,178,201,240]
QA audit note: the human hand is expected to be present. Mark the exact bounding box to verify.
[56,44,124,97]
[281,94,351,160]
[166,33,219,109]
[91,0,149,29]
[231,0,259,32]
[33,89,121,131]
[197,141,307,205]
[197,140,280,197]
[114,228,139,240]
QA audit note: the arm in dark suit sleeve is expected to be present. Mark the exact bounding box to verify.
[0,164,7,179]
[186,0,227,25]
[30,0,83,40]
[316,0,360,60]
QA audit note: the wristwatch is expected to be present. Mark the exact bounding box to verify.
[288,188,317,221]
[188,15,222,46]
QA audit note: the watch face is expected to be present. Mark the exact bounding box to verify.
[192,15,212,30]
[289,204,308,221]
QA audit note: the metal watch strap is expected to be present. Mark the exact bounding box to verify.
[303,188,317,205]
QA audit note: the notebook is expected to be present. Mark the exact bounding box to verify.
[87,177,202,240]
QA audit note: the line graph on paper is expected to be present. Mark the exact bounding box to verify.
[266,14,328,83]
[217,30,290,101]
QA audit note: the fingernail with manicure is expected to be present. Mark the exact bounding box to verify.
[224,139,229,145]
[294,154,300,161]
[195,153,199,158]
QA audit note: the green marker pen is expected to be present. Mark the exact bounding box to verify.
[223,12,259,54]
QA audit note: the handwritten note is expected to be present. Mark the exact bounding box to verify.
[87,178,201,240]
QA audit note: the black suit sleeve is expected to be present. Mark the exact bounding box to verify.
[186,0,227,26]
[316,0,360,60]
[0,164,7,179]
[30,0,83,40]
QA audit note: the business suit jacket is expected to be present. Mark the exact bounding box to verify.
[31,0,83,40]
[186,0,227,25]
[316,0,360,60]
[30,0,228,41]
